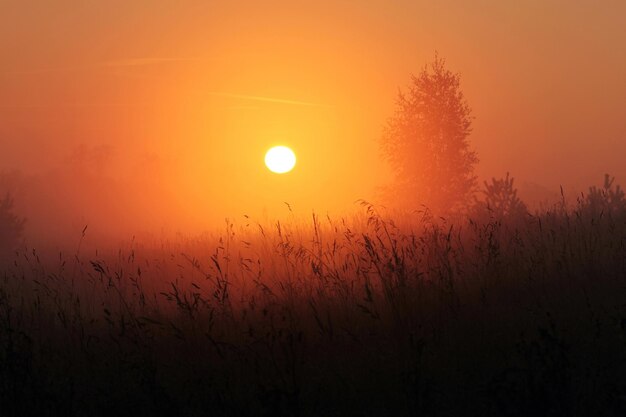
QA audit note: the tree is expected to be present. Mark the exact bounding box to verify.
[0,193,25,254]
[584,174,625,215]
[381,54,478,214]
[471,173,528,222]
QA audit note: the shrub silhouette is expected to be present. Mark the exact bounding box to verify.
[471,172,528,223]
[584,174,625,215]
[0,193,25,253]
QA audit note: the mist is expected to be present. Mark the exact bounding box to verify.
[2,0,625,245]
[3,2,626,415]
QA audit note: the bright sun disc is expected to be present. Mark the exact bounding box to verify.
[265,146,296,174]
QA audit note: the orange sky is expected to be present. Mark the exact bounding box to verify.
[1,0,625,236]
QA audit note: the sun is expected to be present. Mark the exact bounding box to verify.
[265,146,296,174]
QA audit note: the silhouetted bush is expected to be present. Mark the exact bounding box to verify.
[582,173,625,216]
[471,172,528,225]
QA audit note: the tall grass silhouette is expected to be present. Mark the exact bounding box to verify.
[0,184,625,416]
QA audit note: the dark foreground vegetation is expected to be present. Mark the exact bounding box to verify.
[1,192,625,417]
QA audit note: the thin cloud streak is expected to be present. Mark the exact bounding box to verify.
[2,57,208,75]
[101,57,209,67]
[2,58,327,108]
[0,102,153,108]
[1,65,94,75]
[207,92,327,107]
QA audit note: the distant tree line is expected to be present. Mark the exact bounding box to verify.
[0,193,25,254]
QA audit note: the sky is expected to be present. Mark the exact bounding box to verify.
[1,0,625,238]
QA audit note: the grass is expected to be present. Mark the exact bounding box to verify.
[0,200,625,416]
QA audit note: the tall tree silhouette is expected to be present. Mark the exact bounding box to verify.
[381,54,478,213]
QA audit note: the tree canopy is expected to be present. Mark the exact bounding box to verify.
[381,54,478,213]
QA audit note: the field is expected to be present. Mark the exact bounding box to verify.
[1,200,625,416]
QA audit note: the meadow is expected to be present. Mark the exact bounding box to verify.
[0,197,625,417]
